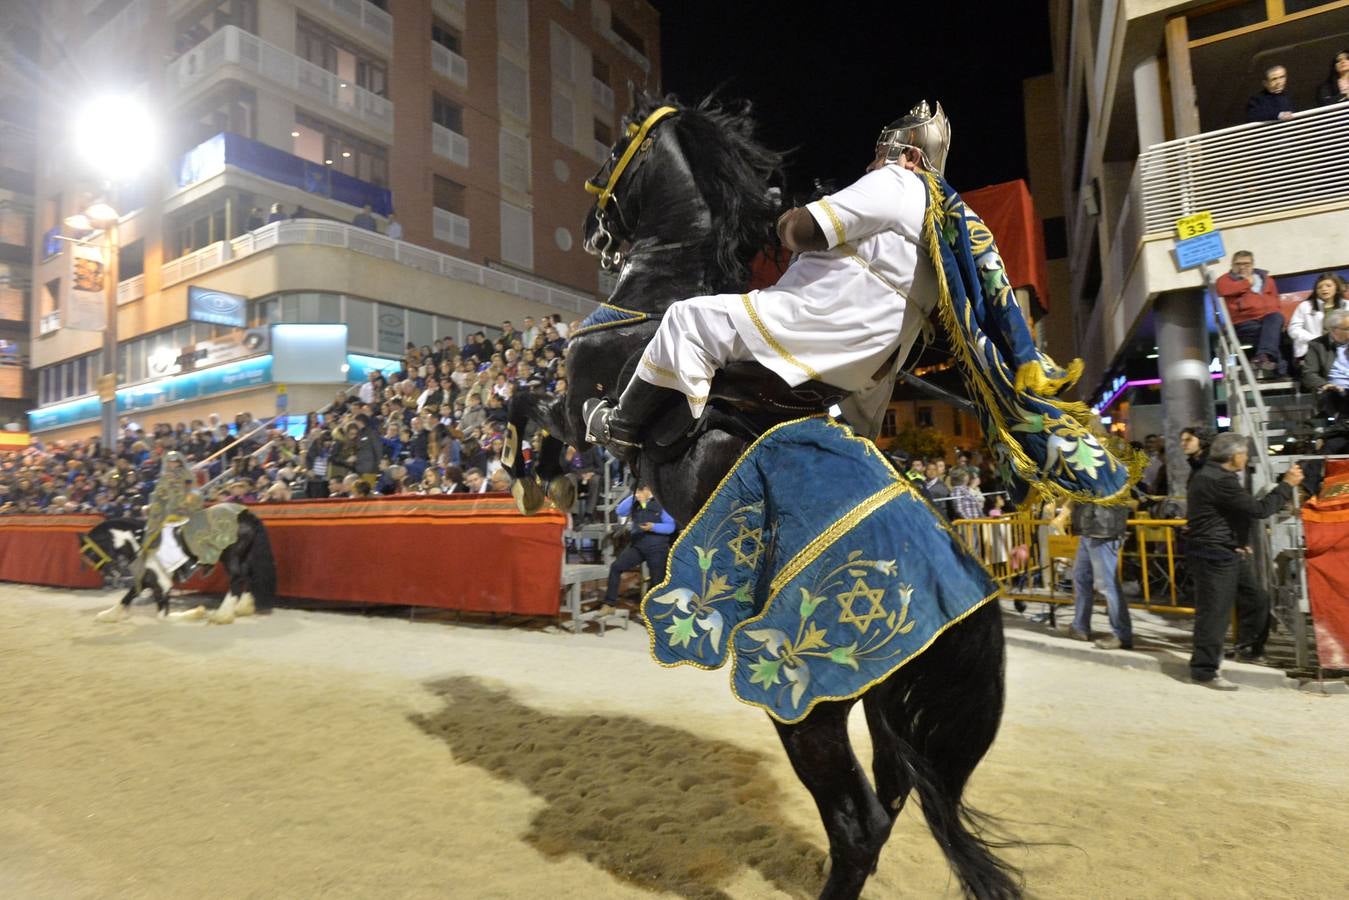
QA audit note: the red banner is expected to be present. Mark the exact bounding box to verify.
[184,495,568,616]
[0,515,108,588]
[1302,460,1349,669]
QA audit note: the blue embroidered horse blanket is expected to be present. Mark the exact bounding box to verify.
[643,417,998,723]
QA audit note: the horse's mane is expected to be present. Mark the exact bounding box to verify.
[630,93,783,290]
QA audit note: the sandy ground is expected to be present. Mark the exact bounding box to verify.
[1,585,1346,900]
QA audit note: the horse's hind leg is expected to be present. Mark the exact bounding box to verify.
[872,602,1020,899]
[208,552,246,625]
[774,701,892,900]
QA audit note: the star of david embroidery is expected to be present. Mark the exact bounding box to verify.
[836,577,887,634]
[728,522,764,569]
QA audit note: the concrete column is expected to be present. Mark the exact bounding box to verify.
[1155,290,1214,499]
[1132,57,1166,151]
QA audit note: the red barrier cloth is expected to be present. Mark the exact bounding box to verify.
[1302,460,1349,669]
[183,495,567,615]
[0,515,107,588]
[961,179,1052,312]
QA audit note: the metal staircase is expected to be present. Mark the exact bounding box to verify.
[1203,268,1318,668]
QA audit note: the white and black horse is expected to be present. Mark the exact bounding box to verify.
[81,512,276,625]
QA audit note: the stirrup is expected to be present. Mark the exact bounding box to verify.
[583,398,641,449]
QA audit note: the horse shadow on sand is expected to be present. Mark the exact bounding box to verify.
[411,676,827,900]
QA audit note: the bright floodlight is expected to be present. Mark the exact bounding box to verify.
[74,94,157,181]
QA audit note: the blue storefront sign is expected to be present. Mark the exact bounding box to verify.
[29,355,274,431]
[29,351,404,432]
[188,286,248,328]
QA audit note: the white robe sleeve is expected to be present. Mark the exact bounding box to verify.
[805,167,913,250]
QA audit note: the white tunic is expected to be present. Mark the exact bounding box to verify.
[636,164,937,431]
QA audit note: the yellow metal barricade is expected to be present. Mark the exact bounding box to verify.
[950,511,1193,616]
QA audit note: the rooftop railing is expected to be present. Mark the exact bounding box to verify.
[1137,103,1349,236]
[305,0,392,46]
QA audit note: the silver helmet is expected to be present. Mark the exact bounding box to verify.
[876,101,952,175]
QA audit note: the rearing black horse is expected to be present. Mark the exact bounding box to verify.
[504,95,1017,900]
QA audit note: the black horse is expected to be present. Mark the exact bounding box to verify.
[81,512,276,625]
[504,94,1017,899]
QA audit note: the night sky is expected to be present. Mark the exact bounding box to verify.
[649,2,1053,196]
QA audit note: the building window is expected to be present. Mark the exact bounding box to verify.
[881,409,897,438]
[551,89,575,147]
[432,19,462,54]
[594,119,612,145]
[119,240,144,280]
[293,112,389,187]
[498,58,529,122]
[181,84,257,153]
[433,176,466,216]
[592,56,610,84]
[500,201,533,270]
[432,95,463,133]
[953,413,963,436]
[917,406,933,428]
[499,129,530,193]
[497,0,529,52]
[296,15,388,98]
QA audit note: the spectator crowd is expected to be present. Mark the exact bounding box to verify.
[0,314,586,517]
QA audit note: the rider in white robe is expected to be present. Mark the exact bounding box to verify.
[586,101,951,448]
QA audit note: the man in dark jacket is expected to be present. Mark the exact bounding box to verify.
[1246,64,1294,122]
[1299,309,1349,454]
[1185,432,1303,689]
[350,415,383,488]
[1068,500,1133,649]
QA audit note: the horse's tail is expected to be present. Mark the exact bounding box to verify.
[871,602,1022,899]
[243,512,277,608]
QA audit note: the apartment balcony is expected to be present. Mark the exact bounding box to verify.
[430,41,468,88]
[302,0,392,49]
[1082,103,1349,395]
[168,25,394,136]
[0,286,24,321]
[432,207,470,249]
[176,132,392,216]
[431,123,469,168]
[592,78,614,112]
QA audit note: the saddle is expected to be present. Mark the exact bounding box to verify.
[641,361,849,462]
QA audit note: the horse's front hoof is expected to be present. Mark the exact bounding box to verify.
[208,610,236,625]
[94,605,128,623]
[512,475,547,515]
[234,593,255,617]
[548,476,577,512]
[169,605,208,621]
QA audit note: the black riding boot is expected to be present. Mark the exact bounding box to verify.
[583,378,679,456]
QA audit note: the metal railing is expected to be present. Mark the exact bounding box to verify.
[430,41,468,86]
[431,122,470,167]
[1137,103,1349,236]
[951,512,1195,614]
[155,218,593,314]
[116,274,145,306]
[168,26,394,135]
[306,0,392,45]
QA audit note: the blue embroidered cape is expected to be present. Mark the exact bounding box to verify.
[921,172,1142,506]
[644,417,998,724]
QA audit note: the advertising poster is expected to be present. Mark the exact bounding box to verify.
[66,242,107,332]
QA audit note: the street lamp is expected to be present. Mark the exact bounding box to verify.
[67,93,157,453]
[65,203,120,451]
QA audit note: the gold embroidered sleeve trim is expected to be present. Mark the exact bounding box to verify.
[739,294,823,382]
[816,198,847,246]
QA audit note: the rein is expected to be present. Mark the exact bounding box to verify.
[584,105,678,271]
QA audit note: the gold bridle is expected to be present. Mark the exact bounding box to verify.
[583,105,678,270]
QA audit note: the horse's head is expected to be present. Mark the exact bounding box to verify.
[583,93,783,293]
[80,519,143,580]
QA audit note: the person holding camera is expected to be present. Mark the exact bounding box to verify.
[1185,432,1304,690]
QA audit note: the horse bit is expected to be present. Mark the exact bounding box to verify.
[583,105,678,272]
